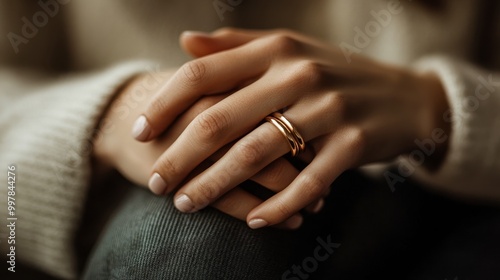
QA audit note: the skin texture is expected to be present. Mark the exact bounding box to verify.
[132,28,450,229]
[93,70,319,230]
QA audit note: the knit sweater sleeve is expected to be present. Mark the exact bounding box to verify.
[0,62,151,279]
[396,56,500,201]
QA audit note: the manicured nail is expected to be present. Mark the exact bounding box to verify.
[148,173,168,195]
[132,115,151,141]
[312,199,325,213]
[248,219,268,229]
[175,194,195,213]
[284,215,303,230]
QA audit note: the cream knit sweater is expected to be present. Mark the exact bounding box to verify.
[0,0,499,279]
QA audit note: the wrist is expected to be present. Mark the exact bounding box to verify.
[414,71,450,168]
[92,75,142,177]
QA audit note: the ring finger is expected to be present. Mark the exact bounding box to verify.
[172,100,336,214]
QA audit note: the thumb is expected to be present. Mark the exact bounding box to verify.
[180,28,269,57]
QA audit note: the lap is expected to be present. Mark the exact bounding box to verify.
[81,171,500,280]
[82,182,296,280]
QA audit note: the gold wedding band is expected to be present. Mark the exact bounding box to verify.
[265,112,305,157]
[271,112,306,152]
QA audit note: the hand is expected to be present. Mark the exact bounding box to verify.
[92,69,314,229]
[134,28,449,229]
[93,70,226,187]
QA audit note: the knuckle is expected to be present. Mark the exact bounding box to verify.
[193,181,217,206]
[299,174,329,199]
[234,138,266,167]
[274,197,293,217]
[287,60,324,88]
[324,92,346,108]
[148,97,168,120]
[259,161,288,186]
[323,92,348,119]
[196,172,232,205]
[214,27,238,37]
[346,126,368,157]
[265,34,300,56]
[181,60,207,85]
[272,28,296,37]
[156,157,179,177]
[193,109,230,142]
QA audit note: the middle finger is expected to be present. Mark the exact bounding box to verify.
[173,122,289,213]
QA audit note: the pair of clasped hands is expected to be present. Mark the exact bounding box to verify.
[95,28,448,230]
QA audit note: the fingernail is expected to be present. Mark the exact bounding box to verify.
[132,115,151,141]
[284,215,303,230]
[148,173,168,195]
[182,30,211,38]
[175,194,195,213]
[248,219,268,229]
[312,199,325,213]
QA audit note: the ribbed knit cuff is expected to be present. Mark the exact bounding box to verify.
[400,56,500,199]
[0,61,153,279]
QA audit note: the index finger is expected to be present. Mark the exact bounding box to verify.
[132,39,273,142]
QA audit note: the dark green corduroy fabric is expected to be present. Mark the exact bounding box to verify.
[82,187,295,280]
